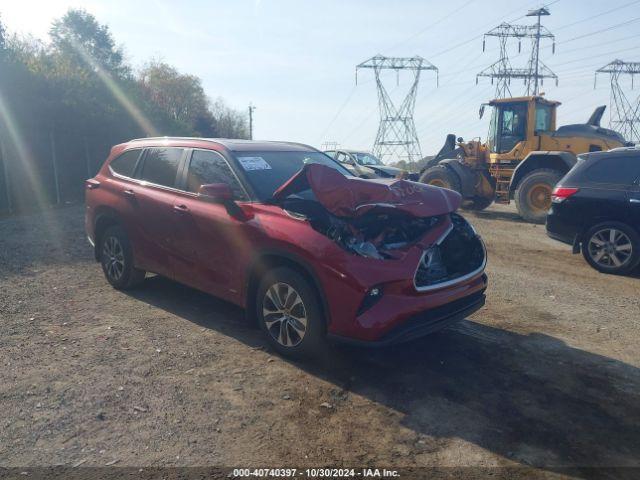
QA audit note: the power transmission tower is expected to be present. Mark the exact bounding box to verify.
[526,7,556,95]
[476,8,557,98]
[320,141,340,151]
[356,55,437,163]
[595,60,640,143]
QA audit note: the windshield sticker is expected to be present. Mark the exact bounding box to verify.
[237,156,272,171]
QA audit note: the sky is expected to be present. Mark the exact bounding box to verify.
[1,0,639,159]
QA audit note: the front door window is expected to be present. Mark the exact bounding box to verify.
[497,103,527,153]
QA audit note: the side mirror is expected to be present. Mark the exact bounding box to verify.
[198,183,251,221]
[198,183,233,202]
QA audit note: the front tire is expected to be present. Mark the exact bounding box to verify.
[419,164,462,194]
[99,225,146,290]
[514,168,562,223]
[462,196,493,211]
[582,222,640,275]
[256,267,326,358]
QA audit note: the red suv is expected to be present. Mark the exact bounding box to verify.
[85,138,487,356]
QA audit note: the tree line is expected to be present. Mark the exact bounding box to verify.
[0,9,249,213]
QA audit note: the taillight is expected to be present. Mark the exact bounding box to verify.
[551,187,578,203]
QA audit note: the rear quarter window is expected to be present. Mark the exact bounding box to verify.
[586,155,640,185]
[109,149,142,178]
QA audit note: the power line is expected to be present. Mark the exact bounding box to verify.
[554,0,640,31]
[317,85,357,143]
[558,16,640,45]
[386,0,478,53]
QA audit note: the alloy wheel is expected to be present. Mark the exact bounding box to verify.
[587,228,633,269]
[102,236,125,281]
[262,282,307,347]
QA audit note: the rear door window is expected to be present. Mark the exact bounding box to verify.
[586,155,640,186]
[186,149,248,200]
[109,149,141,178]
[139,147,184,188]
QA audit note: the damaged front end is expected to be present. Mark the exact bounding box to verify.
[281,198,442,259]
[272,164,485,281]
[414,213,486,290]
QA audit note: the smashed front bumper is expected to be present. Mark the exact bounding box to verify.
[326,213,488,345]
[329,285,486,347]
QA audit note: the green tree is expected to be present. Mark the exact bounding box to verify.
[50,9,128,77]
[138,61,215,135]
[211,97,249,139]
[0,15,6,53]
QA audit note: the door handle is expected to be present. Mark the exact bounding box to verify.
[630,198,640,204]
[173,204,189,213]
[123,189,136,198]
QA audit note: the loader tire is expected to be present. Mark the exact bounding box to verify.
[462,197,493,211]
[514,168,562,224]
[419,165,462,194]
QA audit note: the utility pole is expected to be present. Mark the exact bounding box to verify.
[248,104,256,140]
[477,8,556,98]
[356,55,437,163]
[595,60,640,143]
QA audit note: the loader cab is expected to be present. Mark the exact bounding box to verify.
[485,96,559,158]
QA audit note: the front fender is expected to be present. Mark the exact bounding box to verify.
[509,151,577,194]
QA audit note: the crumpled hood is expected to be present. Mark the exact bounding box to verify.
[272,163,461,218]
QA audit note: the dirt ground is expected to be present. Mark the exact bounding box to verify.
[1,204,639,478]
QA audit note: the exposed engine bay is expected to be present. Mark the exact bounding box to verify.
[280,194,441,259]
[414,213,486,288]
[272,163,480,264]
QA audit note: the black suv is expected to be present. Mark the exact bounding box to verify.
[546,147,640,274]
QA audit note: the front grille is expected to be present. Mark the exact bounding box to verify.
[414,213,486,291]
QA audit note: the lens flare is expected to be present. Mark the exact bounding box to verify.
[68,37,159,137]
[0,92,53,212]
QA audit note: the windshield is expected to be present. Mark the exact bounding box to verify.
[234,151,352,200]
[353,153,383,166]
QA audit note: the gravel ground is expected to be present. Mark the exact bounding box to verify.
[1,204,639,478]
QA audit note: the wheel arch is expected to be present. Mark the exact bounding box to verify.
[93,207,125,261]
[244,249,330,329]
[509,151,576,196]
[578,216,639,244]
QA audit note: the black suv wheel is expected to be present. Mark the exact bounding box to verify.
[99,225,146,289]
[582,221,640,275]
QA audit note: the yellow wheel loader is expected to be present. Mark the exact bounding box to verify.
[419,96,631,223]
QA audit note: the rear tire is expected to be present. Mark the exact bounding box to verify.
[419,164,462,194]
[514,168,562,224]
[582,221,640,275]
[256,267,326,358]
[99,225,146,290]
